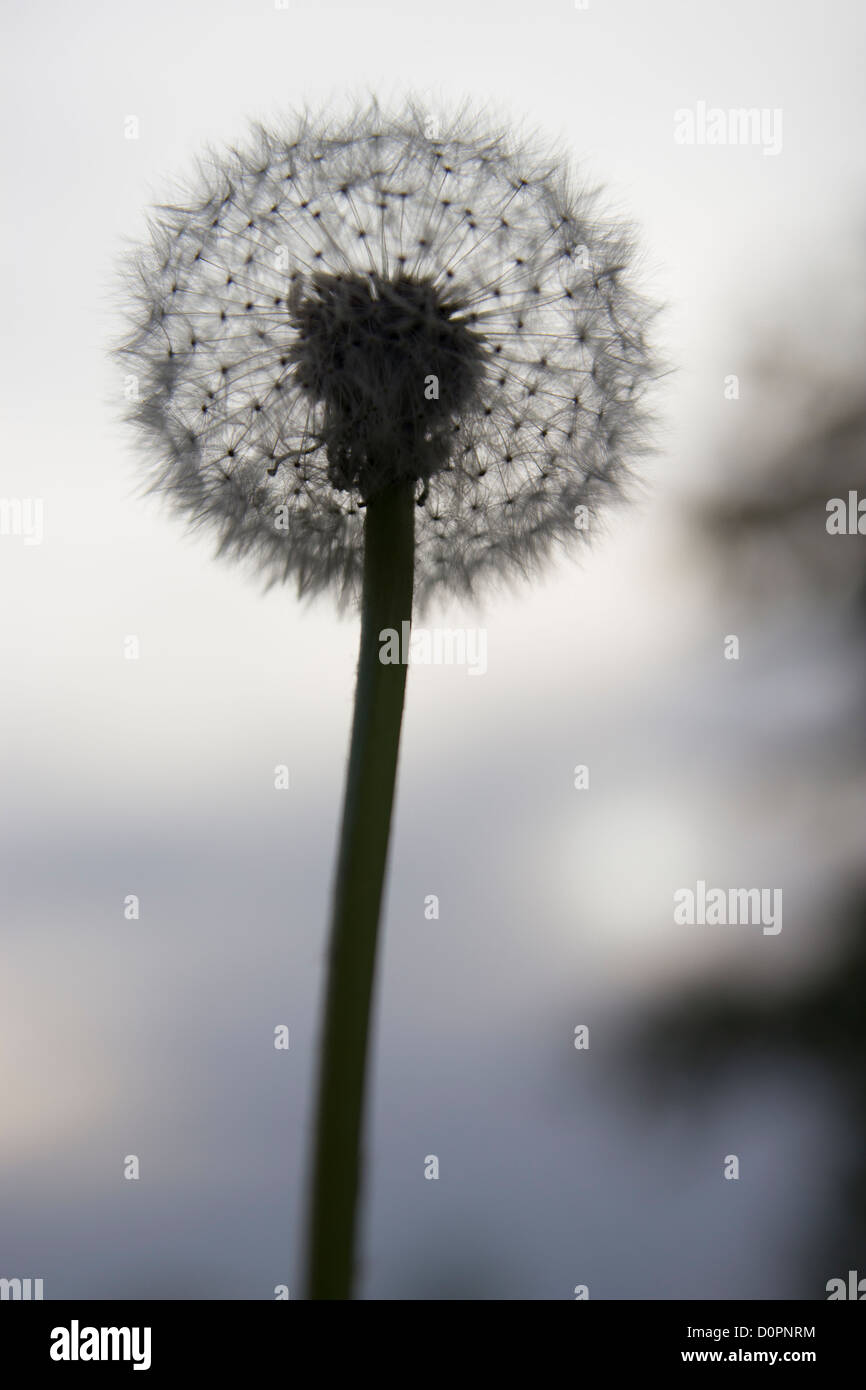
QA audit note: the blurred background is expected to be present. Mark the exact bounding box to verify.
[1,0,864,1298]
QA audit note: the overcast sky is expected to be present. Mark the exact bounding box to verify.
[1,0,864,1298]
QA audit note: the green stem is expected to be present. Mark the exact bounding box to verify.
[304,478,416,1300]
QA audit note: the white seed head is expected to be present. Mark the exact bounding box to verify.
[116,99,659,605]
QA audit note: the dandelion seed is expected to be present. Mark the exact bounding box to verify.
[117,99,656,606]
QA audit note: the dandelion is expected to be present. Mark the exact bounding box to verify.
[116,99,658,1299]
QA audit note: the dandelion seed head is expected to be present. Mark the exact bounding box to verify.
[116,99,658,605]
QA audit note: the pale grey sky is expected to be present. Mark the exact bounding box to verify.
[1,0,864,1298]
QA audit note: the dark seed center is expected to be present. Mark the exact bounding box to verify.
[287,271,487,496]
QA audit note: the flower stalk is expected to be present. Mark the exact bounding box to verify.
[304,477,416,1299]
